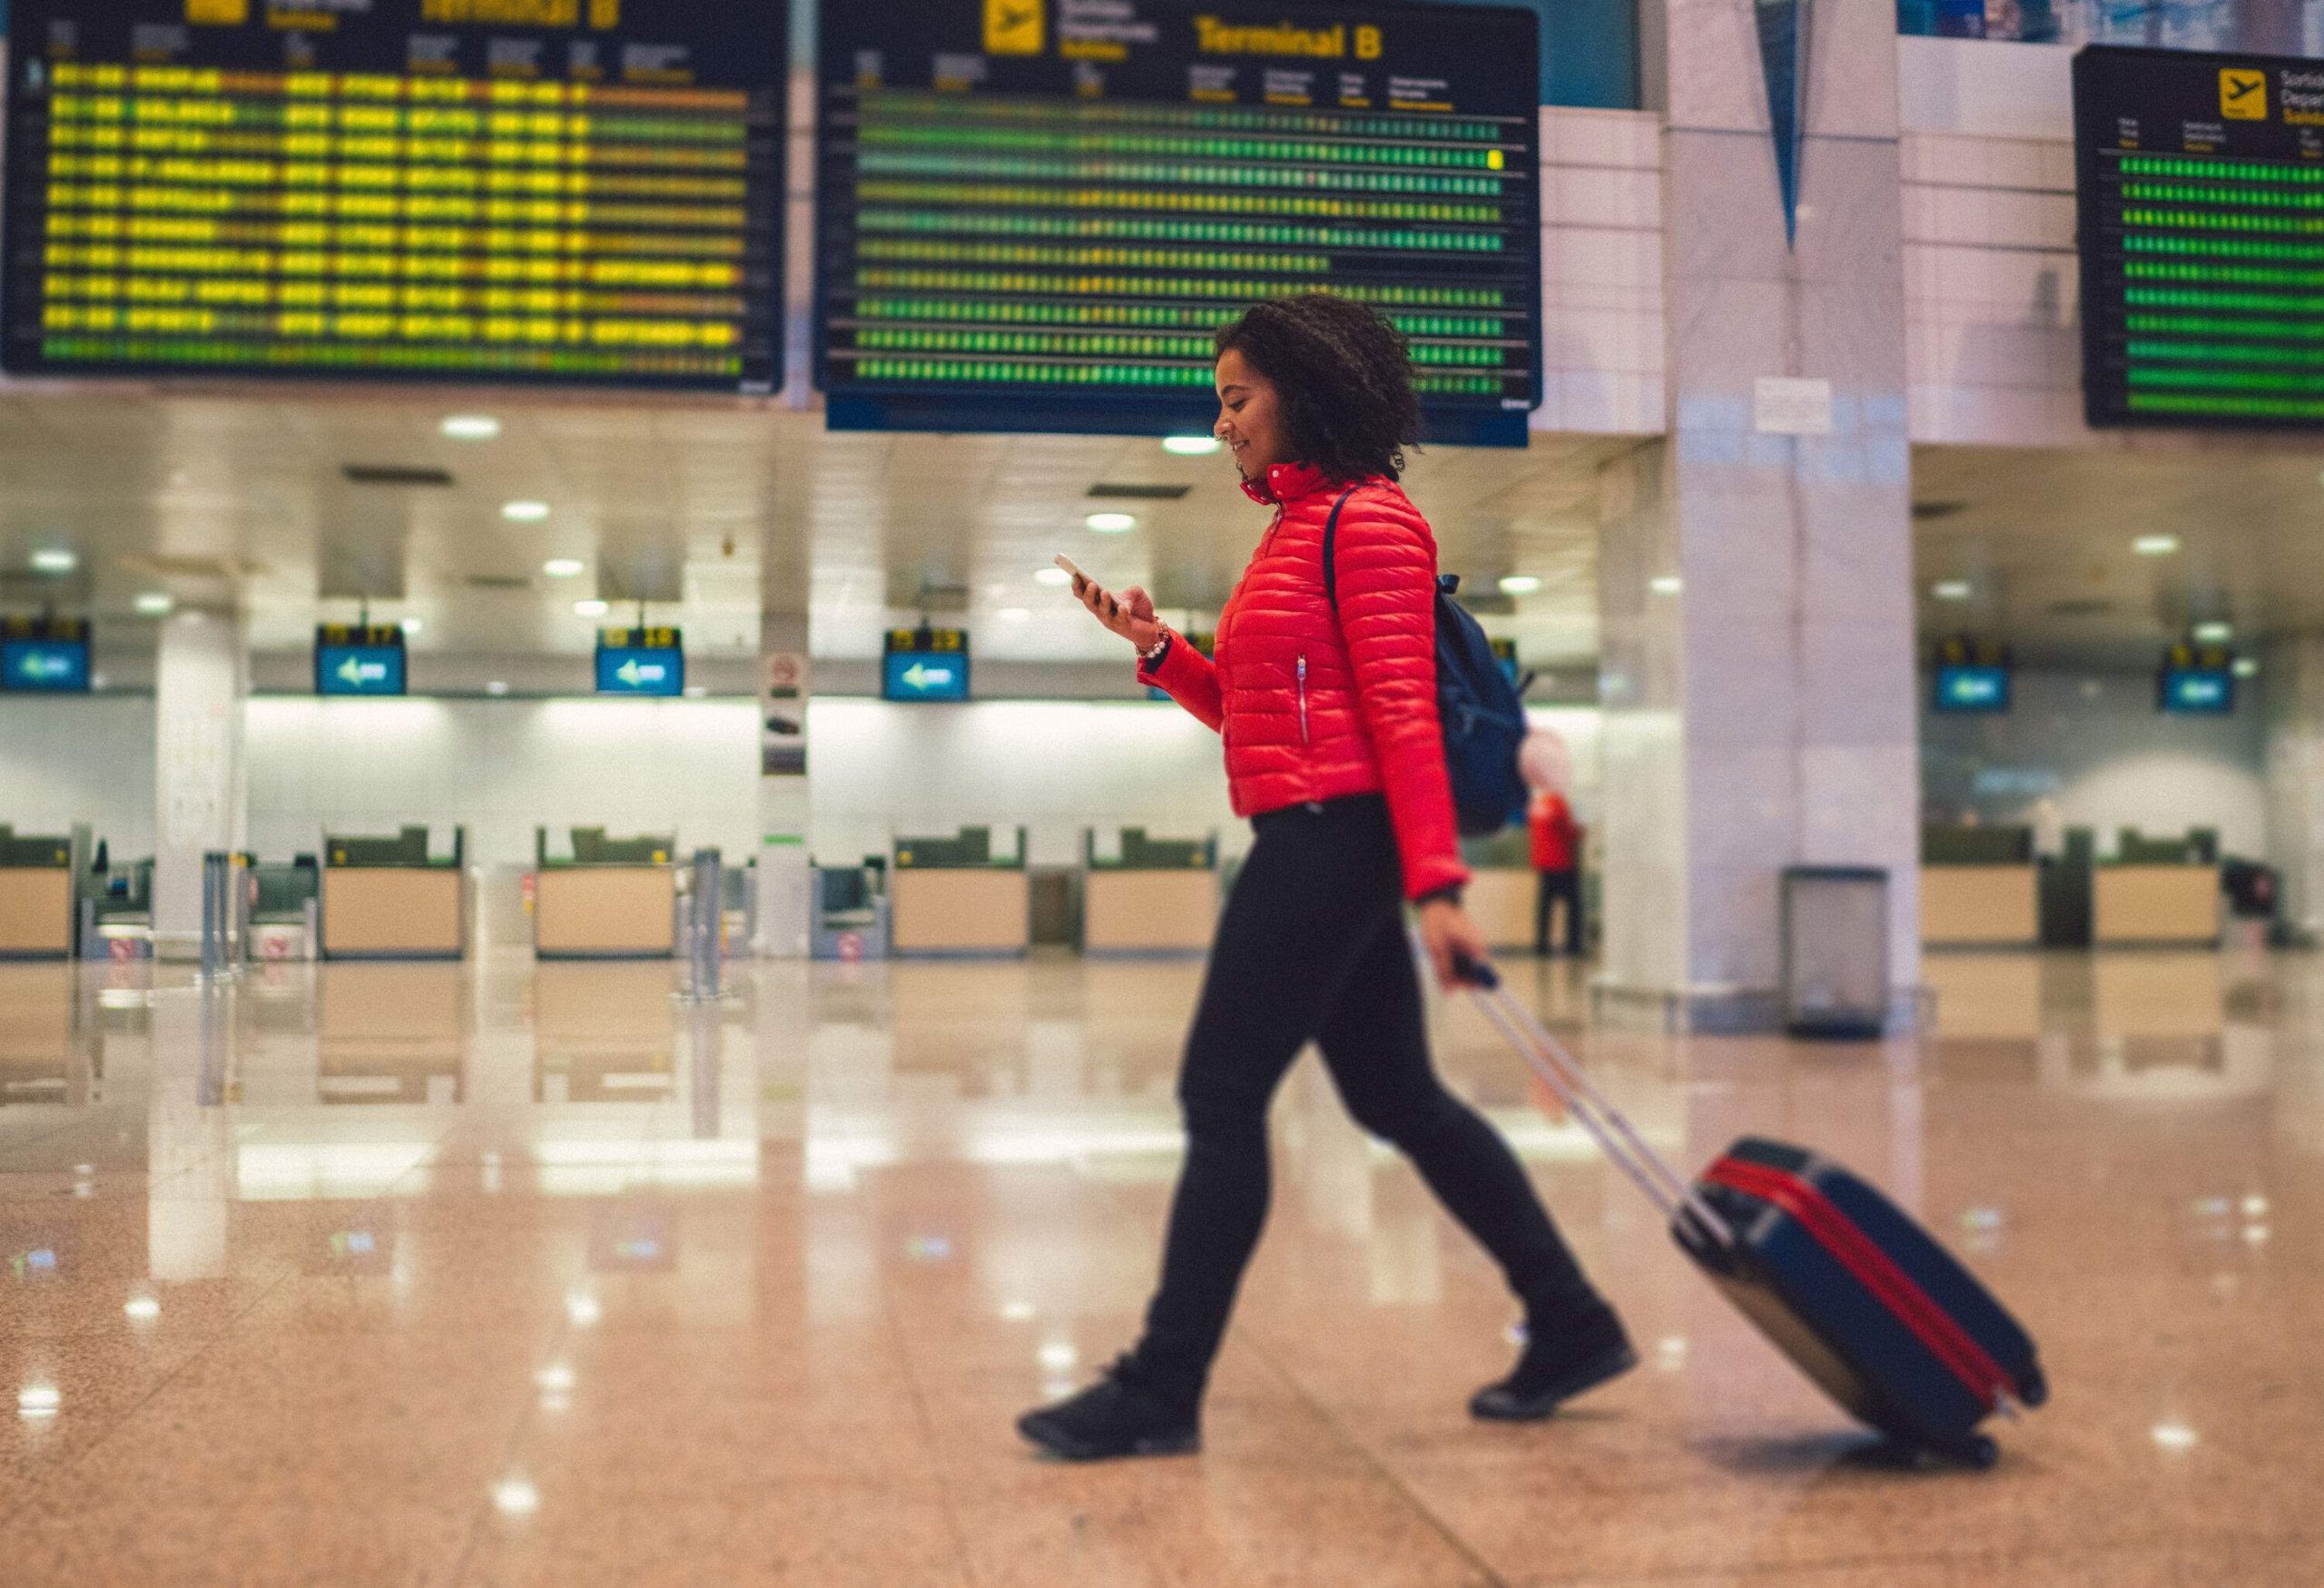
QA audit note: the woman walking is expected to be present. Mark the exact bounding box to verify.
[1019,295,1630,1461]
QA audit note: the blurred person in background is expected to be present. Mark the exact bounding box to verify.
[1523,732,1584,958]
[1019,295,1631,1463]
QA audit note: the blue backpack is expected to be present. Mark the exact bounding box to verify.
[1324,487,1531,837]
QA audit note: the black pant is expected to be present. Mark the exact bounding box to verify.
[1535,868,1584,956]
[1128,796,1593,1405]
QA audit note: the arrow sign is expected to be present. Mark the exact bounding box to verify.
[338,656,365,686]
[901,663,954,692]
[618,657,645,686]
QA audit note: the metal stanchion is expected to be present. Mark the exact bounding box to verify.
[684,848,723,1002]
[200,851,225,981]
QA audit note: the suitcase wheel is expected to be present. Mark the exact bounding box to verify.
[2017,1364,2048,1409]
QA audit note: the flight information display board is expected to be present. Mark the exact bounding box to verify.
[2,0,786,390]
[815,0,1541,444]
[2075,45,2324,428]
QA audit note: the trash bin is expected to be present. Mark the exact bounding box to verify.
[1780,866,1890,1040]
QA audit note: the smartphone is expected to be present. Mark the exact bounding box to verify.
[1053,554,1092,590]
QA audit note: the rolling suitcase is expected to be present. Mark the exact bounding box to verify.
[1458,958,2046,1467]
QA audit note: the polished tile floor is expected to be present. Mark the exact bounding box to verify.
[0,946,2318,1585]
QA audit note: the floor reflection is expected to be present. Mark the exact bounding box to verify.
[0,947,2319,1584]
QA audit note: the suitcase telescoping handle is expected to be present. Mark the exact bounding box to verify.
[1453,955,1734,1251]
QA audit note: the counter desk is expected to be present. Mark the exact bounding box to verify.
[1082,829,1217,956]
[1921,866,2042,949]
[2093,865,2221,946]
[891,827,1029,958]
[534,828,678,960]
[0,826,75,960]
[320,826,466,961]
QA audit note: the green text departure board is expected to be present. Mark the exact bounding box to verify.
[2076,44,2324,428]
[815,0,1541,444]
[2,0,785,390]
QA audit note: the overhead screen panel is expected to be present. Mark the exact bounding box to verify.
[814,0,1541,444]
[2,0,786,391]
[2075,44,2324,429]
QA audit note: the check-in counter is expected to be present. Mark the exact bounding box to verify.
[321,826,466,961]
[0,825,75,960]
[1921,825,2040,949]
[2093,827,2221,947]
[891,826,1029,957]
[812,863,891,960]
[1083,828,1217,955]
[2094,865,2221,945]
[534,827,677,960]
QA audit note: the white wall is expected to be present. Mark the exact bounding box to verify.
[0,695,157,857]
[1922,669,2268,856]
[806,698,1239,870]
[244,697,762,865]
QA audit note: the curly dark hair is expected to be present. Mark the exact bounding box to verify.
[1214,293,1420,482]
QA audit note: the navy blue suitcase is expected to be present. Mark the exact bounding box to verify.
[1460,962,2046,1467]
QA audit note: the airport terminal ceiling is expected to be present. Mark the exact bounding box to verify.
[8,384,2324,675]
[0,390,1620,668]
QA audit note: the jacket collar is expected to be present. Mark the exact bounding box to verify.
[1239,461,1334,507]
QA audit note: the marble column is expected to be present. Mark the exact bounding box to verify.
[151,610,249,962]
[1597,0,1919,1030]
[753,610,813,957]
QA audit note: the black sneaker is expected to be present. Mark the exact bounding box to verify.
[1017,1357,1201,1461]
[1470,1299,1637,1422]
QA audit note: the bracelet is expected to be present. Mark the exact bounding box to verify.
[1138,630,1172,668]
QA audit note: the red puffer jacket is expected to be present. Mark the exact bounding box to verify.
[1139,461,1469,902]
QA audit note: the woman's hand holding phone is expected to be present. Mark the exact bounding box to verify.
[1056,555,1160,653]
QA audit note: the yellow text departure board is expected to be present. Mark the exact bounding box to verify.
[815,0,1541,444]
[3,0,785,390]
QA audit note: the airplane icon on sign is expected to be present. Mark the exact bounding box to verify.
[2221,68,2268,119]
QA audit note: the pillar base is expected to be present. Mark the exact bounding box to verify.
[1590,980,1931,1037]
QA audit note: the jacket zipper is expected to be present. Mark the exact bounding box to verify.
[1296,652,1310,744]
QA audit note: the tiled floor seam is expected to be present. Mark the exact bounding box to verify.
[874,1196,998,1588]
[1241,1327,1514,1588]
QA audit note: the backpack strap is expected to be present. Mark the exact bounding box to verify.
[1319,484,1362,614]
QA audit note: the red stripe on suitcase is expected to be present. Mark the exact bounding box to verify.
[1703,1157,2014,1411]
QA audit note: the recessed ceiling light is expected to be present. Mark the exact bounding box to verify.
[1084,511,1137,533]
[998,607,1031,622]
[2193,621,2232,644]
[486,680,510,695]
[1933,579,1974,601]
[1498,575,1542,597]
[2134,534,2181,557]
[400,617,423,635]
[1034,567,1073,587]
[440,414,501,441]
[542,557,586,578]
[501,499,551,523]
[1162,435,1221,456]
[2234,657,2260,678]
[134,592,174,616]
[574,598,610,617]
[1650,575,1684,596]
[30,548,76,574]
